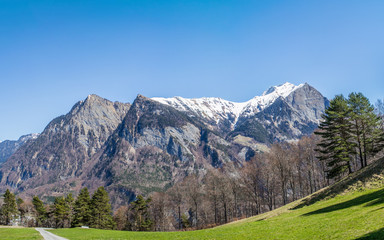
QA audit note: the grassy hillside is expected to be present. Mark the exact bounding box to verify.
[49,157,384,240]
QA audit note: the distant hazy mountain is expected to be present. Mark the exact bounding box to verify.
[0,133,39,165]
[0,83,328,206]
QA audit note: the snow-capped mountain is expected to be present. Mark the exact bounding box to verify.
[153,82,328,142]
[153,83,314,126]
[152,96,242,125]
[240,83,305,118]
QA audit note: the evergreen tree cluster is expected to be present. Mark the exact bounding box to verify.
[0,187,115,229]
[316,93,384,179]
[50,186,115,229]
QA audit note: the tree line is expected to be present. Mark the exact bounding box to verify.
[0,187,114,229]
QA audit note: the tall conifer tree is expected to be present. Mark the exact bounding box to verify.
[32,196,47,227]
[348,92,384,168]
[90,187,115,229]
[127,195,153,231]
[73,187,91,227]
[316,95,354,178]
[2,189,18,225]
[65,193,74,227]
[53,197,67,228]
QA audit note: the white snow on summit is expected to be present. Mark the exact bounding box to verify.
[240,82,304,117]
[152,96,241,123]
[152,82,305,125]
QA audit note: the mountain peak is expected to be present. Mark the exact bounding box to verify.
[136,94,152,101]
[84,94,106,104]
[262,82,304,97]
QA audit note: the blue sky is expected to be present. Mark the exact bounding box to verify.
[1,0,384,141]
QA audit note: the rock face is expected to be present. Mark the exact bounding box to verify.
[0,134,39,165]
[83,95,245,206]
[0,95,130,192]
[0,83,328,205]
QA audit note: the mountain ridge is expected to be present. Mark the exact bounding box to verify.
[0,82,328,206]
[152,82,307,126]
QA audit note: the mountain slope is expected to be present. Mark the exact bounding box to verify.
[83,95,247,205]
[0,133,39,165]
[232,83,329,142]
[0,95,130,191]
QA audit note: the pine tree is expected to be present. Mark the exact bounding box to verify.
[73,188,91,227]
[316,93,384,179]
[316,95,355,179]
[32,196,47,227]
[127,195,153,231]
[16,197,25,225]
[53,197,67,228]
[348,92,384,168]
[89,187,115,229]
[65,193,74,227]
[2,189,18,225]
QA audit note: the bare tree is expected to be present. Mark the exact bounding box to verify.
[166,184,184,230]
[113,206,128,230]
[204,170,220,224]
[268,144,290,205]
[150,192,167,231]
[241,155,263,215]
[185,175,203,229]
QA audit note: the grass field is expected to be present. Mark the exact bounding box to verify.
[49,185,384,240]
[0,227,42,240]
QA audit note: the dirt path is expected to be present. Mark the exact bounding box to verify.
[35,228,68,240]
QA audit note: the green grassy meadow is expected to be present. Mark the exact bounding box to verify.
[49,186,384,240]
[0,227,42,240]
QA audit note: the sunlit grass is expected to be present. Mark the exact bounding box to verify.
[0,227,42,240]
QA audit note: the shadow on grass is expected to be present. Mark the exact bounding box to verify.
[302,188,384,216]
[293,157,384,210]
[355,227,384,239]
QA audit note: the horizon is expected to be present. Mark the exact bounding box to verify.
[1,1,384,140]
